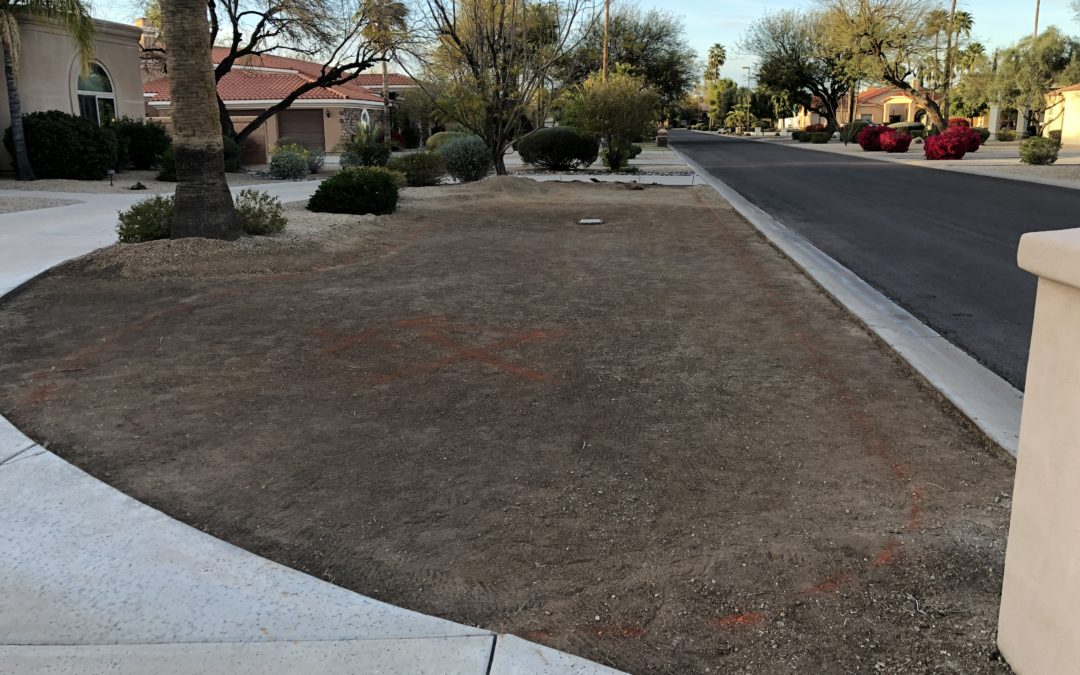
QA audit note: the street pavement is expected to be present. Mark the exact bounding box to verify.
[669,130,1080,389]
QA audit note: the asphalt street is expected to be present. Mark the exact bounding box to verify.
[670,130,1080,390]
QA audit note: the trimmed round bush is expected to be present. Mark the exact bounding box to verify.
[996,129,1017,142]
[114,117,170,170]
[269,144,311,179]
[810,132,830,144]
[856,125,888,151]
[4,110,116,179]
[307,167,399,215]
[386,152,446,186]
[1020,137,1060,165]
[797,133,812,143]
[235,189,286,234]
[948,125,982,153]
[516,127,599,170]
[440,136,491,182]
[426,131,474,152]
[879,129,913,153]
[948,117,970,127]
[973,127,991,145]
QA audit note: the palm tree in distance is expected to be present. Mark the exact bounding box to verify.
[361,0,408,144]
[0,0,94,180]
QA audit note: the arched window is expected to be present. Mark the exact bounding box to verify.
[76,64,115,126]
[360,109,371,127]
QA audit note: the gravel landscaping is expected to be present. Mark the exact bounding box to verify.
[0,178,1014,673]
[0,169,318,194]
[0,196,78,213]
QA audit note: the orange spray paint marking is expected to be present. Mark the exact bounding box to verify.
[805,572,851,594]
[22,382,57,407]
[872,538,901,567]
[907,487,926,530]
[709,612,765,629]
[577,624,647,639]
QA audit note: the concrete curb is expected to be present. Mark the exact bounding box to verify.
[670,142,1023,457]
[0,183,625,674]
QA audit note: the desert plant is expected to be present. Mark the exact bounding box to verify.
[839,121,870,144]
[307,167,399,214]
[235,189,287,234]
[879,129,912,153]
[440,136,492,182]
[269,144,312,179]
[811,132,831,143]
[3,110,116,179]
[114,117,171,170]
[340,125,391,168]
[1020,137,1060,165]
[997,129,1017,142]
[116,195,173,243]
[572,70,660,172]
[516,127,599,170]
[856,125,888,151]
[425,131,474,152]
[386,152,446,186]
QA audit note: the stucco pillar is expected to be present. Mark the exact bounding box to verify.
[988,105,1001,141]
[998,228,1080,673]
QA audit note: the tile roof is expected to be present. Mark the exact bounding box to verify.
[145,48,415,105]
[1053,82,1080,93]
[857,86,899,103]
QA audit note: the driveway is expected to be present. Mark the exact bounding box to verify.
[669,130,1080,389]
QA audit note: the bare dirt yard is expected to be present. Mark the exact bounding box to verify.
[0,169,316,194]
[0,178,1014,673]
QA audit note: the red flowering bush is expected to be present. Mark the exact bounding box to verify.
[923,125,981,160]
[924,130,969,160]
[879,129,913,153]
[948,117,970,127]
[856,125,888,151]
[806,123,828,133]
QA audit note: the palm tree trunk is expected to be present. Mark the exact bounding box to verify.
[161,0,240,240]
[3,43,34,181]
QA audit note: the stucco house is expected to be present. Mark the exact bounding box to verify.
[1040,83,1080,145]
[0,17,143,171]
[143,48,416,162]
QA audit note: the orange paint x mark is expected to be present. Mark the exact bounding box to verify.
[804,572,851,594]
[872,538,901,567]
[709,612,765,629]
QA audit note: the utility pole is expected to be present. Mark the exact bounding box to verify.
[602,0,610,81]
[942,0,958,123]
[1034,0,1041,39]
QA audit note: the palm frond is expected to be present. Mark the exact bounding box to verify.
[16,0,95,68]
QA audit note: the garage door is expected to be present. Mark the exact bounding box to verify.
[277,109,325,152]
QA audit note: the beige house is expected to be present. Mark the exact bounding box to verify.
[1040,83,1080,144]
[0,17,143,171]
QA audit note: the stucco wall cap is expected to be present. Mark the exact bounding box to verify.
[1018,228,1080,289]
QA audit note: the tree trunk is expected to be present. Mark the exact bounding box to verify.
[218,94,236,138]
[161,0,240,240]
[492,144,506,175]
[3,43,34,181]
[382,56,390,144]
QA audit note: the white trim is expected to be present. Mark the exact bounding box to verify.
[148,98,382,110]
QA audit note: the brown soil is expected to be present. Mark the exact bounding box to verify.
[0,178,1014,673]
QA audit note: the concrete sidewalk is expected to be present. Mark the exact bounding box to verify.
[0,181,623,674]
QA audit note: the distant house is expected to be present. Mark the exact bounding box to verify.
[784,85,993,131]
[1041,83,1080,145]
[0,17,143,171]
[143,47,417,162]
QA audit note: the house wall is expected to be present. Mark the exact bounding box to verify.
[1040,92,1080,145]
[0,17,143,171]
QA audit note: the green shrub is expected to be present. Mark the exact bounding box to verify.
[269,143,311,179]
[839,121,870,143]
[274,137,323,173]
[629,143,643,159]
[223,135,243,172]
[426,131,474,152]
[791,131,803,141]
[798,133,812,143]
[1049,129,1063,144]
[157,146,176,181]
[973,127,991,145]
[811,132,830,143]
[386,152,446,186]
[117,195,173,242]
[516,127,598,170]
[118,191,287,242]
[440,136,491,182]
[4,110,116,179]
[307,167,399,215]
[996,129,1017,141]
[1020,137,1060,165]
[235,189,286,234]
[114,117,170,170]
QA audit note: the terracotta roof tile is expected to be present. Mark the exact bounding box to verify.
[209,47,415,87]
[145,67,385,105]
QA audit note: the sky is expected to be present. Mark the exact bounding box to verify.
[93,0,1077,79]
